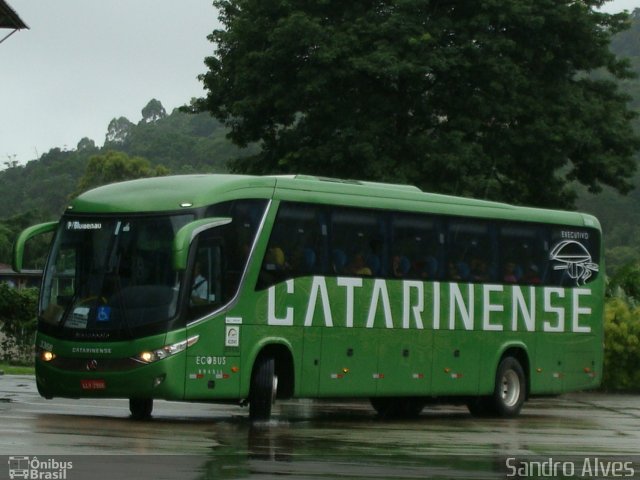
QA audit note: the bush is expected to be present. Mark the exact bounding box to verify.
[0,283,38,362]
[602,296,640,391]
[608,262,640,303]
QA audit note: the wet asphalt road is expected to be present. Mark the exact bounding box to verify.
[1,374,639,480]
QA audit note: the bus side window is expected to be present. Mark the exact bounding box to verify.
[188,235,223,320]
[447,220,494,283]
[257,202,327,290]
[330,207,385,277]
[206,199,269,277]
[41,243,77,325]
[390,212,442,280]
[499,224,547,285]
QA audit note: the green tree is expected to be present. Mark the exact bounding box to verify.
[141,98,167,124]
[74,150,169,196]
[105,116,134,145]
[195,0,640,208]
[76,137,97,152]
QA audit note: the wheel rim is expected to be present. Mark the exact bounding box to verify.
[500,369,520,407]
[271,375,278,405]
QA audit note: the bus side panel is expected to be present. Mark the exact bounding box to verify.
[561,334,601,392]
[374,329,433,396]
[530,334,564,395]
[185,314,241,400]
[430,330,481,395]
[300,326,322,397]
[317,327,378,397]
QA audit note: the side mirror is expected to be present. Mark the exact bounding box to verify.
[13,221,58,273]
[173,217,232,271]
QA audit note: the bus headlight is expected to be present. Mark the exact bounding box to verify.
[40,350,56,362]
[134,335,199,364]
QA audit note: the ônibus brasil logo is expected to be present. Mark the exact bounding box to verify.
[8,456,73,479]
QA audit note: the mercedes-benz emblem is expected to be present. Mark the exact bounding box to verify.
[86,359,98,371]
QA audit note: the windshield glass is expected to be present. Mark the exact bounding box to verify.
[40,214,193,338]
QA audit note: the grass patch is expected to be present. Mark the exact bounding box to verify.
[0,362,35,375]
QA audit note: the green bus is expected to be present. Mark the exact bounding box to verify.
[14,174,603,420]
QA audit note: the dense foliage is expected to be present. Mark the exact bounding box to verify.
[603,294,640,391]
[0,284,38,363]
[195,0,639,209]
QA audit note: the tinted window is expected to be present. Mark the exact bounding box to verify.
[498,224,548,285]
[447,220,494,282]
[188,199,268,320]
[330,208,385,277]
[390,213,442,280]
[258,202,327,289]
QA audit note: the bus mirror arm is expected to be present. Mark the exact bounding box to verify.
[13,221,58,273]
[172,217,232,271]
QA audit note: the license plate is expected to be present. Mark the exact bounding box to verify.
[80,379,106,390]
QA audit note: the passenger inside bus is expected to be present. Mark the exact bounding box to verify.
[191,261,209,303]
[346,252,372,276]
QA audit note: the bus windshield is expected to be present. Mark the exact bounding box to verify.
[40,214,193,338]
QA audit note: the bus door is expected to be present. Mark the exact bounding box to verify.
[183,221,242,400]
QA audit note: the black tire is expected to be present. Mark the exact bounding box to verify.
[370,397,425,418]
[492,357,526,417]
[468,357,526,418]
[129,398,153,420]
[249,355,277,421]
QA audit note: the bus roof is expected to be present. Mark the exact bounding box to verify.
[68,174,599,229]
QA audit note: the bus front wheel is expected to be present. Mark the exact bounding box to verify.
[129,398,153,420]
[249,355,277,421]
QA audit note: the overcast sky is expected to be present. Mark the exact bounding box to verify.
[1,0,638,168]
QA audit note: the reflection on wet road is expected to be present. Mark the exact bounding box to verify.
[1,375,639,479]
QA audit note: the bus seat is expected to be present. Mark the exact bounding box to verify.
[423,256,438,279]
[332,249,347,273]
[456,261,471,281]
[301,247,317,272]
[514,264,523,281]
[366,254,381,276]
[396,255,411,276]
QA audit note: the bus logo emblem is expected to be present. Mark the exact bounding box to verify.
[86,359,98,371]
[550,240,598,286]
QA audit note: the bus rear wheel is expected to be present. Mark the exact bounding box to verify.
[468,356,525,417]
[249,355,277,421]
[129,398,153,420]
[493,357,526,417]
